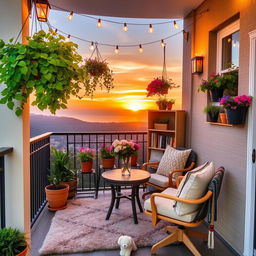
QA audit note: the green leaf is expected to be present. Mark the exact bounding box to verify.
[18,60,26,66]
[44,73,52,81]
[20,66,28,75]
[18,48,26,54]
[7,101,14,110]
[15,107,22,116]
[0,97,8,104]
[14,94,23,101]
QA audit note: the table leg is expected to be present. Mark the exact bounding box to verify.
[106,185,116,220]
[135,185,143,213]
[115,185,121,209]
[131,186,138,224]
[94,173,97,199]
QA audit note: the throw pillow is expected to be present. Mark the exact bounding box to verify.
[156,146,192,177]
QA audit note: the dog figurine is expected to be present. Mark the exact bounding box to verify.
[118,235,137,256]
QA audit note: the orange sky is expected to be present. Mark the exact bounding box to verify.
[30,11,183,122]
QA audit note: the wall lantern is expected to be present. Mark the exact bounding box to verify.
[35,0,51,22]
[191,56,203,74]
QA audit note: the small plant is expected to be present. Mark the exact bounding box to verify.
[157,118,169,124]
[0,227,27,256]
[203,105,220,115]
[219,95,252,109]
[77,147,96,162]
[167,98,175,104]
[99,144,115,159]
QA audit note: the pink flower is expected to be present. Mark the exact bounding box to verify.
[134,143,140,150]
[79,147,85,152]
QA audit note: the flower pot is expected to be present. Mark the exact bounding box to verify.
[45,184,69,211]
[60,179,77,199]
[166,103,173,110]
[156,102,167,110]
[131,155,138,166]
[219,113,227,124]
[81,161,93,172]
[16,245,28,256]
[102,157,115,169]
[209,88,224,102]
[207,112,219,123]
[154,123,168,130]
[226,107,248,125]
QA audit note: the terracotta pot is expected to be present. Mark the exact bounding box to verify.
[156,102,167,110]
[45,184,69,211]
[219,113,227,124]
[166,103,173,110]
[131,155,138,166]
[16,245,28,256]
[60,179,77,199]
[102,157,115,169]
[81,161,93,172]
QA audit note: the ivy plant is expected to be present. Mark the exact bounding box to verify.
[0,29,86,116]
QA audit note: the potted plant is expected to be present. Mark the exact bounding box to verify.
[166,98,175,110]
[156,97,168,110]
[203,105,220,122]
[0,29,87,116]
[46,147,70,211]
[0,228,28,256]
[131,142,140,167]
[77,147,95,172]
[219,95,252,124]
[154,119,169,130]
[99,144,115,169]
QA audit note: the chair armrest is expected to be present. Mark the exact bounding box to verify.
[176,176,184,187]
[149,190,213,225]
[142,161,160,170]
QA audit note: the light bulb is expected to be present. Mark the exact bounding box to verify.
[173,21,178,29]
[139,44,143,53]
[148,24,153,33]
[65,35,71,42]
[67,11,73,21]
[54,29,58,33]
[123,23,128,32]
[97,19,102,28]
[161,39,165,47]
[89,42,94,51]
[115,45,119,54]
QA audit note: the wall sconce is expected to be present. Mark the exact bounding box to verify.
[35,0,51,22]
[191,56,203,74]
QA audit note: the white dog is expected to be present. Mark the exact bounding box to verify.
[118,235,137,256]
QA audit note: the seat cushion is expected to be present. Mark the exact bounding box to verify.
[175,162,215,216]
[144,187,198,223]
[156,146,192,177]
[148,173,169,188]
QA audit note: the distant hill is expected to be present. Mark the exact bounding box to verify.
[30,114,147,137]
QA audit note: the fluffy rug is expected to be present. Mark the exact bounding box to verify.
[39,192,168,255]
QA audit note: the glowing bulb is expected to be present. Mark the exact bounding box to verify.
[161,39,165,47]
[123,23,128,32]
[65,35,71,42]
[54,29,58,33]
[139,44,143,53]
[173,21,178,29]
[97,19,102,28]
[148,24,153,33]
[89,42,94,51]
[67,11,73,21]
[115,45,119,54]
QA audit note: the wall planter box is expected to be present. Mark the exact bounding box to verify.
[154,123,168,130]
[226,107,247,125]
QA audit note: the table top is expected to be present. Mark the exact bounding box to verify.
[102,169,151,185]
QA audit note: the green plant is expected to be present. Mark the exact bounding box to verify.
[48,147,74,186]
[99,144,115,159]
[0,228,27,256]
[203,105,220,115]
[77,147,95,162]
[157,118,169,124]
[167,98,175,104]
[0,29,86,116]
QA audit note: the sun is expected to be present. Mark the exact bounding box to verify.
[126,102,144,111]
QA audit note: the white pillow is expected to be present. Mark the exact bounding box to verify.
[175,162,215,216]
[156,146,192,177]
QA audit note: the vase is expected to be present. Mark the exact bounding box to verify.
[81,161,93,172]
[121,157,131,176]
[209,88,224,102]
[226,107,248,125]
[131,155,138,167]
[102,157,115,169]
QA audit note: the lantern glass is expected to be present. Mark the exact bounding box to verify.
[35,0,50,22]
[191,56,203,74]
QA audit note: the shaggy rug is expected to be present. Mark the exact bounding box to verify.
[39,192,169,255]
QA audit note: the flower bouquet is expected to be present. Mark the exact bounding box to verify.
[77,147,96,172]
[99,144,115,169]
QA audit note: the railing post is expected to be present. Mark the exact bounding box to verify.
[0,156,6,228]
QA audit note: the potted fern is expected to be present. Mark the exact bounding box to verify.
[204,105,220,122]
[0,227,28,256]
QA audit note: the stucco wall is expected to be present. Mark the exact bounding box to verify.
[182,0,256,254]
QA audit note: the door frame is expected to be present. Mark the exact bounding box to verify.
[244,29,256,256]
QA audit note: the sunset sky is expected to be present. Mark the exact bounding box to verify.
[30,10,183,122]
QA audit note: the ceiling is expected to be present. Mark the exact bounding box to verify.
[49,0,204,19]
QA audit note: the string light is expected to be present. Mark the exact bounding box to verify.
[123,23,128,32]
[115,45,119,54]
[89,42,94,51]
[173,21,178,29]
[97,19,102,27]
[161,39,165,47]
[67,11,73,21]
[65,34,71,42]
[138,44,143,53]
[54,28,58,33]
[148,24,153,33]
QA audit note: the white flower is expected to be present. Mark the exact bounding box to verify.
[112,139,120,147]
[114,145,122,153]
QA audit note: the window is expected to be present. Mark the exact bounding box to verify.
[217,20,240,74]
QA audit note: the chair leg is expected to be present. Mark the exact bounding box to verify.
[165,225,178,234]
[151,231,178,254]
[182,232,202,256]
[187,229,208,242]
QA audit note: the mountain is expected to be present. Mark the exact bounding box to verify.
[30,114,147,137]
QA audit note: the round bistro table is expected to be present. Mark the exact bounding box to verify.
[102,169,150,224]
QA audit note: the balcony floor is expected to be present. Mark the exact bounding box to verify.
[32,193,238,256]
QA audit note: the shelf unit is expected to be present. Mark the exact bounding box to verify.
[147,110,186,161]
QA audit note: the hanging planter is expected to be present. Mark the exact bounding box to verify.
[209,88,224,102]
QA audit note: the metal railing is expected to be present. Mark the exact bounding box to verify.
[0,147,13,228]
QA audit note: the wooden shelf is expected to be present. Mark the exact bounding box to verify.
[206,122,233,127]
[148,129,175,133]
[148,147,166,151]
